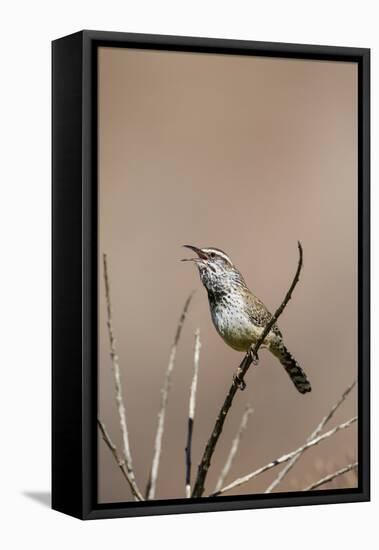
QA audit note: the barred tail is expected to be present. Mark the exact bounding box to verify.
[270,341,311,394]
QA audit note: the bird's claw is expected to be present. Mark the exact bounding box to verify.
[233,349,259,390]
[233,372,246,391]
[249,349,259,366]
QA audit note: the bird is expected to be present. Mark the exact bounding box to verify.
[182,245,311,394]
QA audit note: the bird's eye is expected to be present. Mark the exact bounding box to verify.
[210,252,216,258]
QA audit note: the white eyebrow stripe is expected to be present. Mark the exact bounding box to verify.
[203,248,234,266]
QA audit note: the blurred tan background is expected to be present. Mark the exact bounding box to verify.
[98,47,358,503]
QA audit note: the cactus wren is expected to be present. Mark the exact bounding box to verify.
[182,245,311,394]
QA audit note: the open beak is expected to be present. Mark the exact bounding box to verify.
[181,245,208,262]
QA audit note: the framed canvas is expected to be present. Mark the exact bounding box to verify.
[52,30,370,520]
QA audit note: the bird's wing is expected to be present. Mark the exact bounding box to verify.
[247,294,282,338]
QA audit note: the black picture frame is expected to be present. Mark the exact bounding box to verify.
[52,30,370,520]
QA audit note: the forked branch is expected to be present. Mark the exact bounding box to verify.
[265,378,357,493]
[211,416,357,496]
[191,242,303,498]
[97,419,144,501]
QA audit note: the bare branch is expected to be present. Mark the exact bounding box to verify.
[97,419,144,501]
[146,292,194,500]
[303,461,358,491]
[214,404,254,493]
[192,242,303,498]
[266,378,357,493]
[212,416,357,497]
[103,253,139,498]
[185,329,202,498]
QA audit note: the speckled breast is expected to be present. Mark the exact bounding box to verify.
[209,295,261,352]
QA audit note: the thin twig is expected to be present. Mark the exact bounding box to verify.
[191,242,303,498]
[97,419,144,501]
[265,378,357,493]
[103,253,139,498]
[211,416,357,496]
[214,404,254,493]
[185,329,202,497]
[303,462,358,491]
[146,292,194,500]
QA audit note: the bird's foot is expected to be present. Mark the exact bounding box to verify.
[249,349,259,366]
[233,369,246,391]
[233,350,258,390]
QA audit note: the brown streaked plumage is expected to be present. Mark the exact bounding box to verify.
[182,245,311,394]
